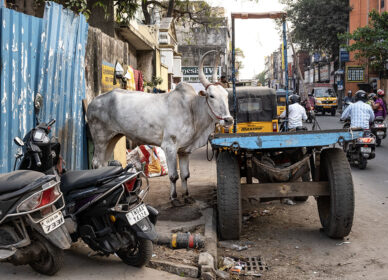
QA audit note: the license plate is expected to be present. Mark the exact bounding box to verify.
[377,131,384,136]
[126,204,149,226]
[40,211,64,234]
[360,147,371,153]
[323,106,331,108]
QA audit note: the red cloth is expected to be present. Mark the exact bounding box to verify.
[134,70,144,91]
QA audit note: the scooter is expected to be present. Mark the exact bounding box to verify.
[342,120,376,169]
[371,116,387,146]
[14,94,158,267]
[0,95,71,275]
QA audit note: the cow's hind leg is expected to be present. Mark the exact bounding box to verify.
[162,142,182,207]
[179,152,194,204]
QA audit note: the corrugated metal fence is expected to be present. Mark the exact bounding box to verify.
[0,1,88,173]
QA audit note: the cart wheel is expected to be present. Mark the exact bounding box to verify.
[217,151,241,240]
[317,148,354,238]
[322,111,325,116]
[331,109,336,116]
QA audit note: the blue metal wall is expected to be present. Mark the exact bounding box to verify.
[38,2,88,171]
[0,2,88,173]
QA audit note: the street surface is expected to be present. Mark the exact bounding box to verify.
[147,114,388,280]
[1,115,387,280]
[0,242,185,279]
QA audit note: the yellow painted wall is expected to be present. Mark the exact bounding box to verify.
[160,64,169,91]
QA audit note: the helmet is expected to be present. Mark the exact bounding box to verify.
[355,90,368,102]
[347,90,352,95]
[368,93,377,100]
[377,89,385,97]
[289,94,301,104]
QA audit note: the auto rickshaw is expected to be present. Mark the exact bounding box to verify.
[276,89,287,116]
[312,86,338,116]
[221,87,278,133]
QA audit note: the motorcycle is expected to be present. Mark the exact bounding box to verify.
[0,95,71,275]
[342,119,376,169]
[371,116,387,146]
[14,94,158,267]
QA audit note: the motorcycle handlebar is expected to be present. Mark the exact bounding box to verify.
[33,153,42,167]
[47,119,56,127]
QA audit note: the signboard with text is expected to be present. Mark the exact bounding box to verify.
[182,66,221,83]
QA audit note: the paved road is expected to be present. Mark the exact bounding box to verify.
[0,243,184,279]
[313,114,388,198]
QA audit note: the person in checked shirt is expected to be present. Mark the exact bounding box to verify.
[280,94,307,130]
[341,90,375,129]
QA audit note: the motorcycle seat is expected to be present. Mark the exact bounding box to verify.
[0,170,45,195]
[60,166,123,195]
[375,116,385,121]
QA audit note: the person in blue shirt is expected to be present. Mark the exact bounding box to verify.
[341,90,375,129]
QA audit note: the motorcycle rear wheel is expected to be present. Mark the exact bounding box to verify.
[117,238,153,267]
[376,138,381,146]
[358,157,367,170]
[29,232,64,276]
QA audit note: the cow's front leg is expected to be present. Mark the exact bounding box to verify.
[162,143,182,207]
[179,152,195,204]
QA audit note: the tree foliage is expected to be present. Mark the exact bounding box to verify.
[339,10,388,75]
[281,0,351,60]
[255,70,267,85]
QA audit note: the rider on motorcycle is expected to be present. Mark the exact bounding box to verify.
[280,94,307,129]
[341,90,375,129]
[305,92,315,111]
[372,89,387,119]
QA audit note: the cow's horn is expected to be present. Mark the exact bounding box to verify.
[212,52,220,83]
[199,50,217,88]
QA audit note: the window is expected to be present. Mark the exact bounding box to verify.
[238,98,262,113]
[382,0,385,8]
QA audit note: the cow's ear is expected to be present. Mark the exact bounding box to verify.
[199,90,207,97]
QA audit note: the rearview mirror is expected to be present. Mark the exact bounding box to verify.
[14,137,24,147]
[34,93,43,115]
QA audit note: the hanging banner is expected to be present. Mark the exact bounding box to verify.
[281,43,285,70]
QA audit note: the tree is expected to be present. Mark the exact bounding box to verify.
[339,10,388,92]
[281,0,351,61]
[27,1,224,26]
[255,70,267,86]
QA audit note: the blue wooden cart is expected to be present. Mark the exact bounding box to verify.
[210,129,363,240]
[212,12,362,241]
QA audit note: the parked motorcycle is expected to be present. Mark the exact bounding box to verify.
[371,116,387,146]
[14,94,158,267]
[342,120,376,169]
[0,94,71,275]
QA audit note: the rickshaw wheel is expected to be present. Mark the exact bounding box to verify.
[217,151,241,240]
[317,148,354,238]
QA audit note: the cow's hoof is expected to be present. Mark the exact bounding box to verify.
[171,198,184,207]
[183,195,195,204]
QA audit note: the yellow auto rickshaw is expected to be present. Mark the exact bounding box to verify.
[222,87,278,133]
[276,89,287,116]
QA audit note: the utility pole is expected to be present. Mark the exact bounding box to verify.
[287,24,307,100]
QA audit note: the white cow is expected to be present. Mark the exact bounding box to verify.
[87,50,233,206]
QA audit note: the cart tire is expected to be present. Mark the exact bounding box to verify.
[317,148,354,238]
[217,151,241,240]
[322,111,325,116]
[331,109,336,116]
